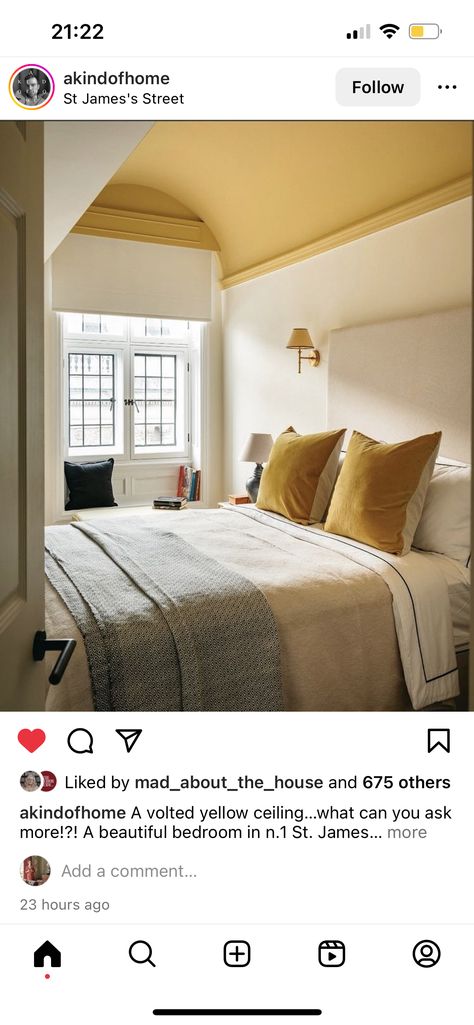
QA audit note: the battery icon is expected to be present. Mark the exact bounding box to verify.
[409,23,440,38]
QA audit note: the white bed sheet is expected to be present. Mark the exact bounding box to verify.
[232,507,460,709]
[415,551,470,651]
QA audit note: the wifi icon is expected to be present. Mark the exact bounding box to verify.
[379,22,398,38]
[380,23,400,38]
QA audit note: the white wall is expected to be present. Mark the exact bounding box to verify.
[44,259,62,527]
[44,122,153,260]
[222,198,472,495]
[204,255,224,507]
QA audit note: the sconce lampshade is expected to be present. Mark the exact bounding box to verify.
[286,328,314,350]
[286,327,320,372]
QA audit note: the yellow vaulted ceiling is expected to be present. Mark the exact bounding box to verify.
[76,122,472,285]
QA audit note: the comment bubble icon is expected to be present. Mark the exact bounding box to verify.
[67,728,94,754]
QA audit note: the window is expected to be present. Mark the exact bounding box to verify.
[68,351,116,449]
[133,353,177,451]
[62,314,195,462]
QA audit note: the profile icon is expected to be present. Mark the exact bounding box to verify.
[21,855,51,887]
[9,65,55,109]
[412,939,441,967]
[40,770,57,792]
[20,771,41,793]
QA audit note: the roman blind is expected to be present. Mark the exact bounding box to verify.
[52,233,212,321]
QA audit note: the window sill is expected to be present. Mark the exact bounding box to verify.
[55,499,206,525]
[64,456,190,469]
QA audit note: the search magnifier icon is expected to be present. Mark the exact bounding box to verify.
[129,940,156,967]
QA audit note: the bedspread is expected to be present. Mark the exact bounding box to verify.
[44,506,461,711]
[45,518,282,711]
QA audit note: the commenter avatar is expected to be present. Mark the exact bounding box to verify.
[20,855,51,886]
[9,65,55,109]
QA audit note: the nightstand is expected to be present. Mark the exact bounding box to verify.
[218,496,252,508]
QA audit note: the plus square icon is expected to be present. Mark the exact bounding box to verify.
[224,940,251,967]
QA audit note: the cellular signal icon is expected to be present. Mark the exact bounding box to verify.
[379,23,400,39]
[346,24,371,40]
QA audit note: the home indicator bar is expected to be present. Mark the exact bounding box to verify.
[152,1012,323,1018]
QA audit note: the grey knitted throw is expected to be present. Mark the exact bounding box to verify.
[45,518,282,711]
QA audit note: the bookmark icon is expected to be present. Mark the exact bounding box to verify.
[427,729,450,754]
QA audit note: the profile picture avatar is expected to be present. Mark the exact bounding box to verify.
[20,771,41,793]
[9,65,54,109]
[20,855,51,887]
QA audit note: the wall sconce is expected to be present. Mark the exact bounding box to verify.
[286,328,320,374]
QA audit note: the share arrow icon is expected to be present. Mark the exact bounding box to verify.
[115,729,143,753]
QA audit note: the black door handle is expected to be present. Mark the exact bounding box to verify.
[33,631,77,686]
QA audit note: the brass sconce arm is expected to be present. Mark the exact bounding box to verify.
[297,347,320,373]
[286,328,320,373]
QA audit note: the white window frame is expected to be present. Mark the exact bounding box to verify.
[63,340,126,458]
[61,315,192,466]
[129,341,189,461]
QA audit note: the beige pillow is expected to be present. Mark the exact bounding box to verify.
[256,427,346,525]
[324,430,441,555]
[413,461,470,564]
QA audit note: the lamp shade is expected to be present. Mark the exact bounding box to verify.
[287,328,314,350]
[239,433,274,464]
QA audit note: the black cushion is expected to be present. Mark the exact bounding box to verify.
[64,458,117,511]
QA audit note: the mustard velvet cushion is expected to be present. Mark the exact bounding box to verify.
[324,430,442,555]
[256,427,346,525]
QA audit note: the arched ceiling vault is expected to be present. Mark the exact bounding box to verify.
[73,121,472,286]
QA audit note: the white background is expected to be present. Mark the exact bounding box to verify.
[6,713,472,926]
[2,713,473,1022]
[1,3,474,118]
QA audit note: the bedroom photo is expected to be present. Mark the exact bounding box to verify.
[0,120,471,714]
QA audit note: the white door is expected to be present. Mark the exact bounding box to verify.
[0,122,46,710]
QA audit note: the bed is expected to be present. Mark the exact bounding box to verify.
[44,307,471,713]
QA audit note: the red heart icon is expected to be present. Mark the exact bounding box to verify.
[18,729,46,753]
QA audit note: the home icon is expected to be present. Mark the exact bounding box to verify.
[34,940,62,968]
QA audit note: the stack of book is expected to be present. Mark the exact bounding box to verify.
[177,465,201,502]
[153,496,188,510]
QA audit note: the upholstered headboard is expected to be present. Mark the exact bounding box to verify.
[327,307,471,463]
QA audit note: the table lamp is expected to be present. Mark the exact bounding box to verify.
[239,433,274,502]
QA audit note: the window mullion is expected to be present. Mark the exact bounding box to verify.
[124,336,131,462]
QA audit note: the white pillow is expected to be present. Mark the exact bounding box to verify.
[413,462,470,565]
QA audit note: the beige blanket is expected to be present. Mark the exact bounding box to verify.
[45,507,411,711]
